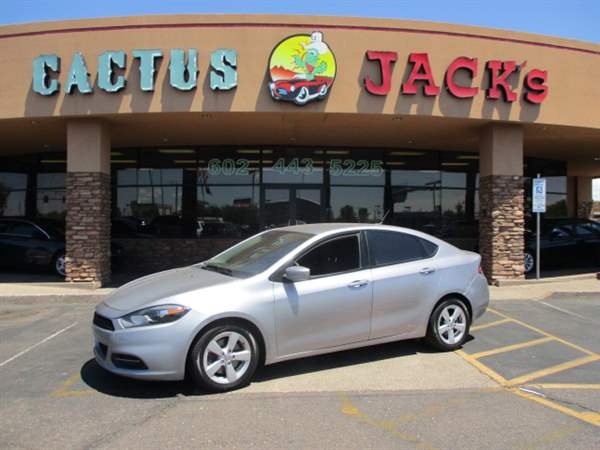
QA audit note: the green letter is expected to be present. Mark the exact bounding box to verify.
[65,52,92,94]
[32,54,60,96]
[132,49,162,91]
[210,49,237,91]
[98,51,126,92]
[169,49,198,91]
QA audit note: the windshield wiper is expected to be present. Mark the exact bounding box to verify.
[201,263,233,276]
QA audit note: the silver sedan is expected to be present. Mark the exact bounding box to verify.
[92,223,489,392]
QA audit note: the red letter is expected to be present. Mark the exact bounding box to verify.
[486,60,518,102]
[364,51,397,96]
[445,57,478,98]
[524,69,548,104]
[401,53,440,96]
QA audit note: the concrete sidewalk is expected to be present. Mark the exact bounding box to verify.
[490,274,600,300]
[0,273,599,302]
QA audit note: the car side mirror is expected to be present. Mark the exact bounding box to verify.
[283,265,310,282]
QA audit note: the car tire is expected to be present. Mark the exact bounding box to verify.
[189,324,259,392]
[294,87,310,105]
[425,298,470,351]
[53,252,66,277]
[524,251,535,274]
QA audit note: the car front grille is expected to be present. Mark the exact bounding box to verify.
[93,313,114,331]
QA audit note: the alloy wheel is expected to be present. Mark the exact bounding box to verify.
[201,331,252,385]
[55,255,66,277]
[437,305,467,345]
[524,252,535,274]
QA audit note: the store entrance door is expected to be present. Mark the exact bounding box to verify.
[262,185,323,228]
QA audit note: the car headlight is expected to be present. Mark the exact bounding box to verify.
[119,304,190,329]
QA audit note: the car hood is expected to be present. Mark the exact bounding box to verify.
[102,266,235,312]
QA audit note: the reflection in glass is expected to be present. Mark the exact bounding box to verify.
[330,187,383,223]
[390,187,440,235]
[197,186,259,238]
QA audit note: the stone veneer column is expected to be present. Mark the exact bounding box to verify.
[65,121,111,285]
[478,124,524,283]
[576,176,594,219]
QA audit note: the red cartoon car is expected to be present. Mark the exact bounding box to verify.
[269,77,333,105]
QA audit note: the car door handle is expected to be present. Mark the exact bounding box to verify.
[348,280,369,288]
[420,267,436,275]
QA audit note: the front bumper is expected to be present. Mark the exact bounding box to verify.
[92,306,204,381]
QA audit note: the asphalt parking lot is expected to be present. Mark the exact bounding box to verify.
[1,295,599,449]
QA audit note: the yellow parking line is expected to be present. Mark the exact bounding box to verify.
[339,395,439,450]
[526,383,600,390]
[470,336,555,360]
[487,308,600,358]
[470,318,512,331]
[49,372,95,398]
[455,350,509,385]
[512,387,600,427]
[506,355,600,386]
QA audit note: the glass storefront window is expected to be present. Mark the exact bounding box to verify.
[329,186,384,223]
[329,149,385,186]
[197,185,259,237]
[199,149,260,185]
[262,148,323,184]
[546,193,568,218]
[0,172,27,216]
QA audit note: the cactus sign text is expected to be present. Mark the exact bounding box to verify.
[32,48,238,95]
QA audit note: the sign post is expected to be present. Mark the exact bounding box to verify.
[532,175,546,280]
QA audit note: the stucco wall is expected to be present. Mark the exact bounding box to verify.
[0,14,598,129]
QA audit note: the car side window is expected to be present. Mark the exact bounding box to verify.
[10,223,40,238]
[296,235,360,277]
[367,230,436,266]
[574,224,596,237]
[0,221,11,235]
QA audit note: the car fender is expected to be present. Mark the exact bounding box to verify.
[184,309,276,367]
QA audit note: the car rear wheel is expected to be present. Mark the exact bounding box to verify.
[53,253,66,277]
[189,324,259,392]
[524,251,535,274]
[425,298,470,351]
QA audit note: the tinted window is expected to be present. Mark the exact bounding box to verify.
[367,230,434,266]
[10,223,39,238]
[297,235,360,277]
[574,224,598,237]
[0,221,11,234]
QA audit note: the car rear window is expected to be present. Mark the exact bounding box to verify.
[367,230,437,266]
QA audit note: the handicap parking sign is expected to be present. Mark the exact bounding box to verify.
[532,178,546,213]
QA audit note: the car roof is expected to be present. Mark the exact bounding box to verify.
[274,222,443,242]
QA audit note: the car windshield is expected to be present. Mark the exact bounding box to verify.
[198,229,313,278]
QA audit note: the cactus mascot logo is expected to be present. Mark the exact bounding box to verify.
[268,31,337,106]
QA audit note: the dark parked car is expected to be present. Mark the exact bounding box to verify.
[524,218,600,274]
[0,218,123,277]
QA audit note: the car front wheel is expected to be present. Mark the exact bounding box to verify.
[425,298,470,351]
[53,253,66,277]
[189,324,259,392]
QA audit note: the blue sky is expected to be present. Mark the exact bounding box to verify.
[2,0,599,44]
